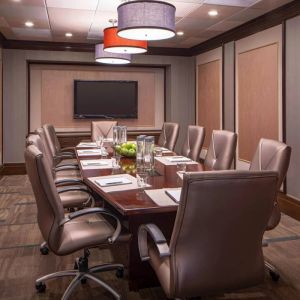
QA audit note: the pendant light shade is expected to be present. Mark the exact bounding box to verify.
[95,44,131,64]
[104,27,148,54]
[117,1,176,41]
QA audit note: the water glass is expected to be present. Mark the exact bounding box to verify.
[136,172,149,189]
[112,155,121,169]
[155,148,163,157]
[177,162,187,173]
[96,136,104,150]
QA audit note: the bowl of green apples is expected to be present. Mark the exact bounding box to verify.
[115,142,137,158]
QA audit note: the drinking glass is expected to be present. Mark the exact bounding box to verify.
[155,148,163,157]
[96,136,104,150]
[177,162,187,174]
[136,172,149,189]
[112,155,121,169]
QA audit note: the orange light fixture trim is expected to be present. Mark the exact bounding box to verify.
[103,27,148,54]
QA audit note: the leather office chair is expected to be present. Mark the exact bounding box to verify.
[138,170,278,299]
[43,124,77,166]
[25,144,124,300]
[91,121,117,142]
[27,132,82,187]
[181,125,205,161]
[158,122,180,151]
[204,130,237,170]
[250,138,291,281]
[26,133,95,255]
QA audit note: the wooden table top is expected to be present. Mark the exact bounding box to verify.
[76,148,207,216]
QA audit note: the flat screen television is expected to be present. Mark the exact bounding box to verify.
[74,80,138,119]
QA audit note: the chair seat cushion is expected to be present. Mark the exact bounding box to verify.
[59,190,91,208]
[57,214,115,255]
[57,158,78,167]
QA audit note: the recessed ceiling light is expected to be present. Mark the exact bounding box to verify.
[12,0,21,2]
[177,31,184,36]
[65,32,73,37]
[25,21,34,27]
[208,10,218,17]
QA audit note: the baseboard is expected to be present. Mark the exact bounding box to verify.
[0,163,26,175]
[278,192,300,222]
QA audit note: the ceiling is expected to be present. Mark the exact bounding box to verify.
[0,0,294,49]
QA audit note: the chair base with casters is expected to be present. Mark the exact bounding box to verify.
[35,249,124,300]
[265,260,280,282]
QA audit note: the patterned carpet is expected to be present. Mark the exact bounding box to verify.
[0,175,299,300]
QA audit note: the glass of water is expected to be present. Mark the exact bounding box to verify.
[136,171,149,189]
[96,136,104,150]
[177,162,187,174]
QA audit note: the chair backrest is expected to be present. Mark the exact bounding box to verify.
[24,145,65,254]
[204,130,237,170]
[168,170,278,298]
[181,125,205,161]
[43,124,61,157]
[26,132,55,176]
[249,138,291,230]
[91,121,118,141]
[249,138,291,189]
[158,122,179,151]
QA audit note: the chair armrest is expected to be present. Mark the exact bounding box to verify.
[57,186,91,194]
[58,186,95,207]
[55,165,79,172]
[138,223,170,262]
[59,208,121,244]
[55,178,84,186]
[55,153,75,160]
[61,147,75,153]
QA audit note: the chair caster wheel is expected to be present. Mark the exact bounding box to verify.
[270,270,280,282]
[81,278,87,284]
[35,282,46,293]
[116,267,124,278]
[40,245,49,255]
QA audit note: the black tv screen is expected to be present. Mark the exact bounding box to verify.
[74,80,138,119]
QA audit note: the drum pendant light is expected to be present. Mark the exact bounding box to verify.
[104,26,148,54]
[117,0,176,41]
[95,44,131,65]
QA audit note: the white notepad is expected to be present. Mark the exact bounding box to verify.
[95,176,132,187]
[77,142,97,147]
[77,149,102,156]
[165,156,191,163]
[165,188,181,203]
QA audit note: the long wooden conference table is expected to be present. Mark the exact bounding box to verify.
[75,146,207,290]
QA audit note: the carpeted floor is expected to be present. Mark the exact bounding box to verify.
[0,175,299,300]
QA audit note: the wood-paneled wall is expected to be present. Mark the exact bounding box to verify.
[237,43,279,162]
[30,64,165,132]
[196,48,222,154]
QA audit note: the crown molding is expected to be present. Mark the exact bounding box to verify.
[190,0,300,56]
[0,0,299,57]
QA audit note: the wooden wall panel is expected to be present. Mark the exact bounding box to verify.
[30,64,165,132]
[197,60,221,148]
[237,43,279,162]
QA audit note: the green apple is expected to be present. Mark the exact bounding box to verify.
[128,148,135,157]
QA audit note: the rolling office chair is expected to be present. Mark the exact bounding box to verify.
[28,132,82,187]
[138,170,278,299]
[157,122,180,151]
[25,144,124,300]
[43,124,77,166]
[204,130,237,170]
[250,138,291,281]
[91,121,118,141]
[27,133,95,255]
[181,125,205,161]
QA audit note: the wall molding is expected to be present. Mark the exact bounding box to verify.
[190,0,300,56]
[0,1,299,57]
[278,192,300,222]
[0,163,26,175]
